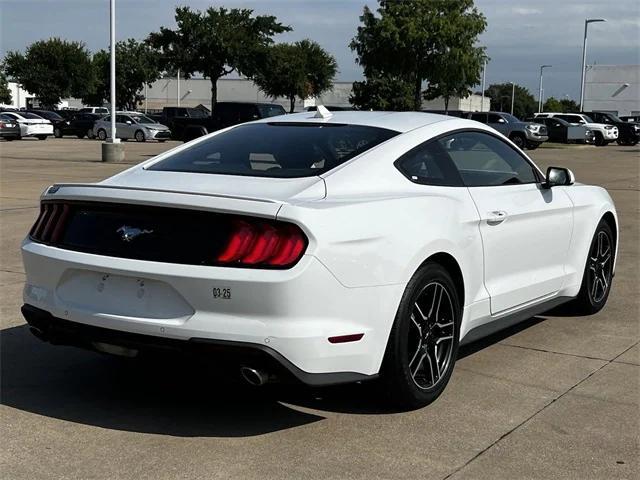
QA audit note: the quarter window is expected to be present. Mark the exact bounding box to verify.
[396,141,463,186]
[439,131,539,187]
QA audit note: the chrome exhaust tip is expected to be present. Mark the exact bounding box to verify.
[240,366,268,386]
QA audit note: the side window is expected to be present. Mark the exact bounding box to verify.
[395,140,463,187]
[439,131,539,187]
[470,113,487,123]
[487,114,504,124]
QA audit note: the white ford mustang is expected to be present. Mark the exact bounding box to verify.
[21,110,618,409]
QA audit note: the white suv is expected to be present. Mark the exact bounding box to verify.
[535,113,618,146]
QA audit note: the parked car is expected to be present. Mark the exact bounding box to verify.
[0,113,21,141]
[79,107,109,115]
[582,111,639,146]
[148,106,209,132]
[172,102,287,141]
[0,111,53,140]
[28,110,66,133]
[22,111,617,409]
[93,112,171,142]
[467,112,548,149]
[527,116,595,145]
[54,113,102,139]
[620,115,640,123]
[421,110,468,118]
[54,110,79,120]
[534,113,618,146]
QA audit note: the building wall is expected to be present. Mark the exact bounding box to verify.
[583,65,640,116]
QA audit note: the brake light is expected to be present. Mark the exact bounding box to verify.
[29,202,71,244]
[216,219,307,268]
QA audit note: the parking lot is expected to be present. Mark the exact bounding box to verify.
[0,138,638,479]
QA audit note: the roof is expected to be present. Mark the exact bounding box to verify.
[255,110,456,133]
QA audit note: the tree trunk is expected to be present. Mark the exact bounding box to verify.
[210,78,218,108]
[289,96,295,113]
[444,96,450,114]
[413,74,422,111]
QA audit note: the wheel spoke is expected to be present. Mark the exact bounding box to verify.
[408,339,423,371]
[410,313,422,335]
[411,352,427,379]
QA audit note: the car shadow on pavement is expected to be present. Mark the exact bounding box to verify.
[0,324,324,437]
[1,315,549,430]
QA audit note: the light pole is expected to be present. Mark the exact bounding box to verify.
[510,82,515,115]
[579,18,606,111]
[481,58,487,111]
[102,0,124,162]
[538,65,552,113]
[177,68,181,107]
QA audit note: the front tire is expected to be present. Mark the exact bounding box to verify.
[526,141,541,150]
[135,130,145,142]
[569,220,615,315]
[510,134,526,149]
[36,135,48,140]
[380,262,461,410]
[97,129,107,141]
[594,132,606,146]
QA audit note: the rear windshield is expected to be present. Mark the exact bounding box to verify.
[257,104,286,118]
[149,123,399,178]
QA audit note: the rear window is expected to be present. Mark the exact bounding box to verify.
[149,123,399,178]
[257,104,286,118]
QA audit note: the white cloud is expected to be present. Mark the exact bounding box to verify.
[512,7,542,15]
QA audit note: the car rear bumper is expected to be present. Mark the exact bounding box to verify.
[21,238,404,380]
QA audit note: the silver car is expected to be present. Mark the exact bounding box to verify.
[93,112,171,142]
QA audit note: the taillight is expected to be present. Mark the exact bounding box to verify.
[29,202,71,244]
[216,219,307,268]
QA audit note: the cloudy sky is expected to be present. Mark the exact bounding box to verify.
[1,0,639,101]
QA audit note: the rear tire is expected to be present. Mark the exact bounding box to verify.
[135,130,145,142]
[380,262,461,410]
[53,128,62,138]
[97,129,107,141]
[87,129,95,139]
[568,219,615,315]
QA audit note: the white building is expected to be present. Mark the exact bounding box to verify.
[583,65,639,116]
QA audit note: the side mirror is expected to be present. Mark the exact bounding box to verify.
[544,167,575,188]
[126,120,132,125]
[497,118,506,124]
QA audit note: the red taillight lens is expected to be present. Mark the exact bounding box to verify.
[29,202,71,244]
[216,219,307,268]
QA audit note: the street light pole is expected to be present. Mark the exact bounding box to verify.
[102,0,124,162]
[510,82,515,115]
[579,18,606,111]
[177,68,181,107]
[538,65,552,113]
[481,59,487,111]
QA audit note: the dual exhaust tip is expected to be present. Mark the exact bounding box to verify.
[239,366,270,386]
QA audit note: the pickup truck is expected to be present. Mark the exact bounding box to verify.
[467,111,548,150]
[534,113,618,146]
[171,102,287,141]
[582,111,639,146]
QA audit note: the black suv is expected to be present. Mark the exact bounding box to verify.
[582,111,639,146]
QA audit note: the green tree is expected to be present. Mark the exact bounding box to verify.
[350,0,487,111]
[2,38,94,107]
[485,83,536,119]
[560,98,579,112]
[423,47,487,112]
[543,96,563,113]
[84,40,160,110]
[0,70,11,104]
[147,6,290,106]
[350,72,414,111]
[253,40,337,113]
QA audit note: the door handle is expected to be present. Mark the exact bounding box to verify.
[487,210,508,225]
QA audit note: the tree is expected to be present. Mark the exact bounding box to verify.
[560,98,579,112]
[147,6,290,106]
[485,83,536,119]
[423,47,487,112]
[0,70,11,104]
[543,96,563,113]
[253,40,337,113]
[84,40,160,110]
[2,38,94,107]
[350,0,487,110]
[350,72,414,111]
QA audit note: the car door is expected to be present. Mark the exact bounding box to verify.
[487,113,509,135]
[545,119,565,142]
[440,130,573,314]
[116,115,133,139]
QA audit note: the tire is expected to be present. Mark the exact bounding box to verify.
[87,129,95,139]
[594,132,605,147]
[4,137,14,141]
[76,133,85,139]
[36,135,48,140]
[568,219,615,315]
[380,262,461,410]
[53,128,62,138]
[134,130,145,142]
[526,142,541,150]
[509,134,526,149]
[97,129,107,141]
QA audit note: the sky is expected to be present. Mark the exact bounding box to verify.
[1,0,639,101]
